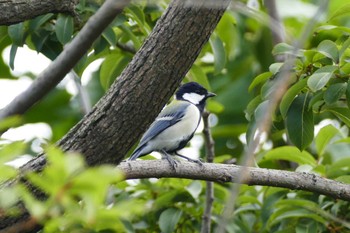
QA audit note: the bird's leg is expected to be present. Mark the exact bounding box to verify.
[160,150,178,169]
[175,152,203,166]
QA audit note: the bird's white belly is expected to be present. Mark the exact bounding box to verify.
[150,104,201,151]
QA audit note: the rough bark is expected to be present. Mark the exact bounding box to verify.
[0,0,78,26]
[22,0,230,171]
[120,160,350,201]
[0,0,230,231]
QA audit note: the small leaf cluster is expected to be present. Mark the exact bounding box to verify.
[0,145,144,232]
[248,26,350,152]
[230,186,350,233]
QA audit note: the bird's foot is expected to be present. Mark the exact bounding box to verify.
[161,151,178,170]
[175,153,203,166]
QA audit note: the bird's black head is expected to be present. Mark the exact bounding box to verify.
[176,82,216,110]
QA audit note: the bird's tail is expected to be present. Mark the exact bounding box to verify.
[128,145,145,161]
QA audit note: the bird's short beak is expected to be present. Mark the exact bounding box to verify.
[207,92,216,98]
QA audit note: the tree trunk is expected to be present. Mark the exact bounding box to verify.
[1,0,230,231]
[0,0,78,25]
[23,0,230,170]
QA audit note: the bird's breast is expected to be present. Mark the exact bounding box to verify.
[152,104,201,150]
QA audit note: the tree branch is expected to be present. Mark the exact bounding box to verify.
[120,160,350,201]
[0,0,78,26]
[0,0,130,124]
[264,0,285,46]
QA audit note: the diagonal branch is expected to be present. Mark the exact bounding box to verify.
[0,0,78,26]
[0,0,130,124]
[120,160,350,201]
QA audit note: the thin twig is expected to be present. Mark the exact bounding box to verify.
[264,0,286,62]
[217,1,329,232]
[264,0,285,46]
[0,0,130,128]
[200,110,215,233]
[230,1,291,42]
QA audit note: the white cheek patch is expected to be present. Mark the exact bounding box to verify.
[182,93,205,105]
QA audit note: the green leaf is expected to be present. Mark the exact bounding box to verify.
[102,26,117,47]
[215,12,236,58]
[0,115,22,131]
[335,175,350,184]
[324,107,350,127]
[125,4,151,35]
[30,29,50,52]
[212,124,246,138]
[268,209,326,230]
[308,91,324,110]
[248,72,272,92]
[339,36,350,59]
[315,25,350,34]
[317,40,339,63]
[0,166,18,183]
[346,81,350,109]
[189,65,210,90]
[8,22,24,46]
[209,36,226,74]
[269,63,283,74]
[285,93,314,150]
[263,146,316,166]
[261,79,275,100]
[29,13,54,32]
[0,141,27,164]
[19,185,48,219]
[307,65,337,92]
[340,62,350,76]
[9,44,18,70]
[280,78,308,118]
[0,187,21,209]
[315,124,340,156]
[272,43,302,57]
[127,4,144,25]
[55,13,74,44]
[154,190,179,209]
[324,82,347,105]
[119,24,142,49]
[100,53,130,90]
[273,199,328,225]
[185,181,202,199]
[254,100,271,122]
[93,36,109,55]
[328,3,350,21]
[272,43,293,55]
[327,157,350,178]
[245,95,262,121]
[159,208,183,233]
[206,100,224,114]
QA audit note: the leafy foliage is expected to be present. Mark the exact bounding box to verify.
[1,0,350,232]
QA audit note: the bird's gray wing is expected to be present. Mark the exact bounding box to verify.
[138,101,190,146]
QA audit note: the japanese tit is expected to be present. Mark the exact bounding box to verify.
[128,82,215,167]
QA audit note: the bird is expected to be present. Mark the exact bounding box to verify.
[128,82,216,168]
